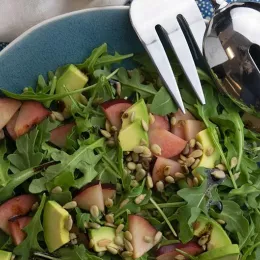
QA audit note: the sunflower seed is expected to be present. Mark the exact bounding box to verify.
[186,157,195,167]
[234,172,240,180]
[89,239,94,248]
[106,139,115,147]
[198,235,209,246]
[100,129,111,139]
[131,180,139,187]
[189,149,203,158]
[189,139,196,148]
[23,87,29,92]
[31,202,39,211]
[71,239,78,245]
[89,223,101,229]
[196,141,203,150]
[135,194,146,205]
[105,198,114,208]
[149,113,155,125]
[116,183,122,192]
[230,157,238,169]
[206,146,215,156]
[187,177,193,188]
[111,126,118,132]
[124,231,133,241]
[127,162,136,171]
[193,177,199,187]
[105,213,115,223]
[52,111,64,122]
[126,155,133,162]
[130,112,136,123]
[191,159,200,170]
[132,152,139,162]
[182,164,189,174]
[154,231,162,244]
[107,246,118,255]
[146,175,154,189]
[216,164,226,171]
[211,170,226,179]
[151,144,162,155]
[143,236,153,243]
[217,219,226,225]
[170,116,177,126]
[120,199,129,209]
[136,169,146,181]
[156,181,165,192]
[182,144,190,155]
[97,251,105,257]
[116,82,122,96]
[63,201,77,210]
[142,160,150,170]
[175,254,185,260]
[90,205,99,218]
[163,166,171,176]
[98,239,112,247]
[105,120,111,132]
[121,251,133,257]
[178,159,184,165]
[84,222,89,228]
[142,120,149,132]
[180,154,187,162]
[124,239,134,251]
[136,163,143,170]
[165,176,175,184]
[133,146,145,154]
[114,235,124,246]
[174,172,185,179]
[65,215,73,231]
[69,233,77,240]
[141,147,152,157]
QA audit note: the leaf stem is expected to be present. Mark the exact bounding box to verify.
[241,241,260,260]
[142,202,186,210]
[149,197,177,237]
[34,252,60,260]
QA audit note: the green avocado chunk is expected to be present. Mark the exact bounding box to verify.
[0,250,12,260]
[198,244,240,260]
[56,64,88,117]
[118,120,149,151]
[43,201,70,253]
[88,227,123,252]
[194,215,231,250]
[121,99,149,129]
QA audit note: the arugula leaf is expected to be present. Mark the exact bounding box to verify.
[117,68,157,98]
[75,208,90,232]
[0,141,10,187]
[14,194,46,260]
[150,87,178,116]
[95,52,133,67]
[49,191,72,205]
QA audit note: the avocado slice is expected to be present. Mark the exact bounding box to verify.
[56,64,88,117]
[121,99,149,129]
[0,250,12,260]
[43,201,70,253]
[198,244,240,260]
[88,227,123,252]
[193,129,220,176]
[118,120,149,151]
[193,215,231,250]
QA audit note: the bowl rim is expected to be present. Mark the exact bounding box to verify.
[0,6,129,57]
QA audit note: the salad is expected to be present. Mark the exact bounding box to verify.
[0,43,259,260]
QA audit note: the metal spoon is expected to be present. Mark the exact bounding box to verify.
[203,0,260,115]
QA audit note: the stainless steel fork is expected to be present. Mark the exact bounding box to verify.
[130,0,206,112]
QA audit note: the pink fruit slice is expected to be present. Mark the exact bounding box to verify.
[50,122,75,148]
[0,195,38,234]
[152,157,182,183]
[101,99,132,129]
[74,182,105,212]
[0,98,21,130]
[183,120,205,141]
[149,129,187,158]
[6,111,19,140]
[14,101,50,137]
[156,241,203,260]
[101,184,116,201]
[149,115,170,132]
[8,216,32,245]
[129,215,157,259]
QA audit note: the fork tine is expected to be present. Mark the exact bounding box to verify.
[167,27,206,105]
[146,38,185,113]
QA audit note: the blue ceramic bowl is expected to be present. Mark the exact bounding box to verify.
[0,6,144,93]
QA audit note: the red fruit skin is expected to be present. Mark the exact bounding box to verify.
[74,182,105,212]
[128,215,157,259]
[149,129,187,158]
[101,99,132,129]
[8,216,32,245]
[6,111,19,140]
[0,98,22,130]
[183,120,205,141]
[152,157,182,184]
[50,122,75,148]
[156,241,203,260]
[101,184,116,202]
[14,101,50,137]
[149,115,170,132]
[171,109,195,139]
[0,195,38,234]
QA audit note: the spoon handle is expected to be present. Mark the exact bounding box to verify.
[210,0,228,11]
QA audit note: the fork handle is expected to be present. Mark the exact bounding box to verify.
[210,0,228,11]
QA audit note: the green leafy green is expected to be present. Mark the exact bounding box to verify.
[0,141,10,187]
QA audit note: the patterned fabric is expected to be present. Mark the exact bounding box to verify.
[0,0,260,51]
